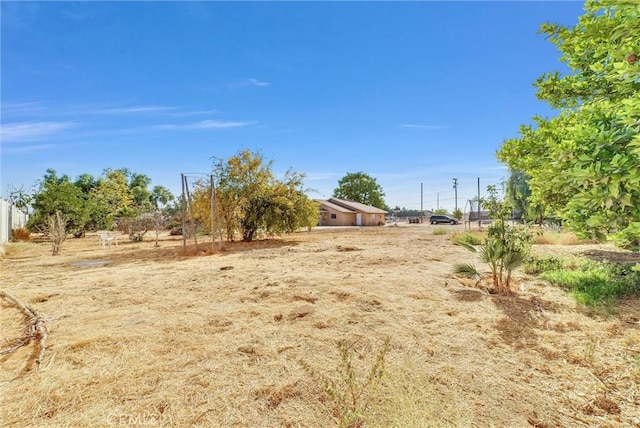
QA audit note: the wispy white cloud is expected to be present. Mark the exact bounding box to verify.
[304,172,342,181]
[171,109,219,117]
[1,102,178,117]
[1,1,42,30]
[247,78,270,87]
[2,144,57,154]
[63,11,89,21]
[1,121,75,143]
[225,78,271,90]
[151,120,255,130]
[1,102,46,116]
[400,124,450,130]
[89,105,177,114]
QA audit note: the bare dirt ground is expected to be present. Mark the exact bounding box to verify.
[1,225,639,427]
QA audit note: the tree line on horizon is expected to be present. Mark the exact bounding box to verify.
[7,149,393,252]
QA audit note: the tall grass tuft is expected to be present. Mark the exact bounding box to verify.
[300,337,391,428]
[433,227,448,236]
[451,232,483,246]
[534,231,581,245]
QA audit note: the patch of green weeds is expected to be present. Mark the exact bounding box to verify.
[540,259,640,307]
[523,255,564,275]
[451,232,482,246]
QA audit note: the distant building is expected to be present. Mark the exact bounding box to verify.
[315,198,387,226]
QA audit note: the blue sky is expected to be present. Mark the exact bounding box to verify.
[1,1,585,212]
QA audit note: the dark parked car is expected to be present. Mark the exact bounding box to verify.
[429,215,459,225]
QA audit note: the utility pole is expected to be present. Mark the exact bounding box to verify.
[420,182,423,215]
[437,193,439,210]
[452,178,458,212]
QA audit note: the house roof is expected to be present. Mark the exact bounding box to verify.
[315,198,388,214]
[314,199,354,213]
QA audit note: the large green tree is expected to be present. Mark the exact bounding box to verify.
[498,1,640,248]
[27,168,173,237]
[504,170,545,223]
[151,185,174,209]
[197,149,318,242]
[333,172,386,210]
[28,169,89,234]
[92,168,133,215]
[129,172,153,210]
[72,173,114,232]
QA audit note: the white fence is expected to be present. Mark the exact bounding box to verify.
[0,198,28,243]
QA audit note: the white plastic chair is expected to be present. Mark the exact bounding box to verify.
[97,231,118,248]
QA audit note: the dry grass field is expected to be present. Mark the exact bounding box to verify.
[1,225,639,427]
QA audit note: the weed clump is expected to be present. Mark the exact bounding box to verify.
[11,228,31,242]
[452,232,483,246]
[300,337,391,428]
[523,255,564,275]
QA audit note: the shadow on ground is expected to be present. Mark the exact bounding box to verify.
[67,238,301,267]
[581,249,640,264]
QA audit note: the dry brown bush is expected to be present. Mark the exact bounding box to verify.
[11,228,31,242]
[534,230,581,245]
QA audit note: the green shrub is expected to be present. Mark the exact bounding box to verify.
[541,260,640,306]
[452,232,482,246]
[433,227,448,236]
[523,255,564,275]
[611,224,640,251]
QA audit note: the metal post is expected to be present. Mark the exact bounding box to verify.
[477,177,481,230]
[214,175,216,254]
[212,175,225,250]
[184,178,198,250]
[420,182,423,216]
[181,174,187,252]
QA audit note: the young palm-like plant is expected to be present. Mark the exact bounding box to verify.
[479,238,502,289]
[453,262,483,287]
[454,236,526,294]
[502,248,525,291]
[453,185,531,294]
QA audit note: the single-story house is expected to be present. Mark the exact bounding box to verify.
[315,198,387,226]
